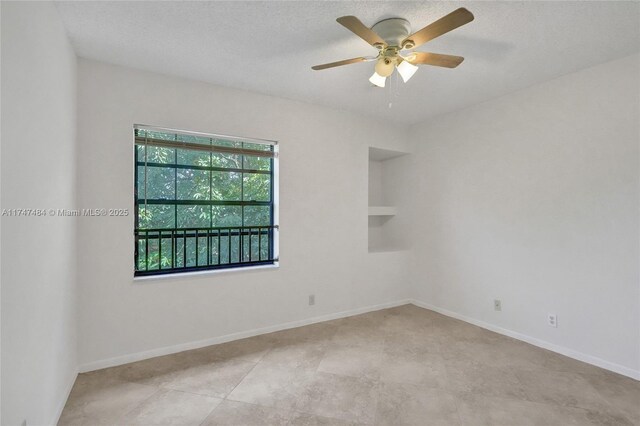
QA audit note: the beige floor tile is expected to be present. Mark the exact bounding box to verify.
[440,339,532,370]
[270,322,339,345]
[288,411,366,425]
[436,320,506,345]
[455,393,608,426]
[382,329,442,355]
[539,350,624,378]
[516,369,612,411]
[378,305,440,333]
[227,363,314,410]
[375,382,460,426]
[317,344,383,380]
[114,351,205,387]
[294,372,379,424]
[122,388,221,425]
[337,311,387,329]
[58,375,157,425]
[329,324,388,350]
[580,372,640,424]
[161,358,256,398]
[260,339,327,370]
[202,399,290,425]
[194,335,274,363]
[378,349,449,388]
[445,360,529,401]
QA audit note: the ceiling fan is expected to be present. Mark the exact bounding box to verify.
[312,8,474,87]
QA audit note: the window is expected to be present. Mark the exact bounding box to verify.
[134,126,278,276]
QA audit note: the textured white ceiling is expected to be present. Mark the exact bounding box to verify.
[55,1,639,124]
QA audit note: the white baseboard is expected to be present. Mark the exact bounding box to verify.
[409,299,640,381]
[78,299,412,373]
[53,368,78,424]
[78,297,639,381]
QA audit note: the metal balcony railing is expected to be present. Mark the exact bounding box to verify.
[134,226,277,276]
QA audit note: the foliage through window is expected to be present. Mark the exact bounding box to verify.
[134,126,278,276]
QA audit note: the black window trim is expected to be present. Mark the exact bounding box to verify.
[133,124,279,277]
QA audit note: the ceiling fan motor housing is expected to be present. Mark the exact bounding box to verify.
[371,18,411,48]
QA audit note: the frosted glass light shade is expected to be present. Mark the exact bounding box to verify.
[397,60,419,83]
[374,58,395,77]
[369,72,386,88]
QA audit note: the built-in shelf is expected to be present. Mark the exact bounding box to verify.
[368,147,409,253]
[368,206,397,216]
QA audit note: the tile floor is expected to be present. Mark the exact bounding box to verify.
[59,305,640,425]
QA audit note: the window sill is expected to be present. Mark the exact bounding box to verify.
[133,262,279,282]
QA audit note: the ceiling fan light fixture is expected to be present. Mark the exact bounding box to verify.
[369,72,386,88]
[397,60,419,83]
[374,58,395,77]
[312,9,474,90]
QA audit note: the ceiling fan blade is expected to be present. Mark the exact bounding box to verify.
[311,57,368,70]
[336,16,386,48]
[407,52,464,68]
[402,8,474,49]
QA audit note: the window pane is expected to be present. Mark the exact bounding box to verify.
[177,205,210,228]
[212,152,242,169]
[212,206,242,227]
[136,145,145,161]
[146,234,160,270]
[144,146,175,164]
[197,236,208,266]
[136,166,145,198]
[230,233,241,263]
[137,238,147,270]
[219,234,230,264]
[176,134,211,145]
[211,171,241,200]
[177,169,210,200]
[177,148,210,167]
[242,232,251,262]
[259,232,269,260]
[243,142,273,152]
[243,173,270,202]
[182,236,197,267]
[249,231,260,261]
[138,205,175,229]
[243,155,271,171]
[139,166,176,200]
[140,130,175,141]
[160,234,173,269]
[244,206,270,226]
[175,237,185,268]
[213,138,242,149]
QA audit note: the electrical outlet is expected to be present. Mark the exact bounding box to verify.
[548,313,557,328]
[308,295,315,306]
[494,299,501,311]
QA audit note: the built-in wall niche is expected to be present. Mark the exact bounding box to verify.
[368,147,409,253]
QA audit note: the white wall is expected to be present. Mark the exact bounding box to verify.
[1,2,78,425]
[409,54,640,377]
[76,59,411,370]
